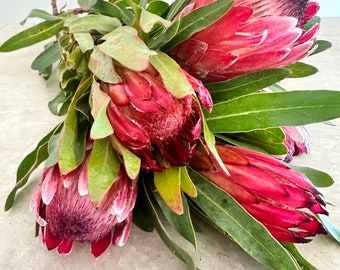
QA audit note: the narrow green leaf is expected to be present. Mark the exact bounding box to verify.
[140,9,171,33]
[98,26,156,71]
[0,20,64,52]
[73,32,94,52]
[88,47,121,84]
[154,166,183,215]
[68,14,121,34]
[189,169,300,270]
[150,52,194,98]
[147,1,170,16]
[88,138,120,205]
[318,215,340,243]
[206,69,291,101]
[166,0,190,21]
[148,19,180,50]
[143,179,197,270]
[110,135,141,180]
[162,0,233,51]
[286,62,318,78]
[5,123,62,211]
[289,165,334,188]
[58,77,92,174]
[180,167,197,198]
[206,91,340,133]
[282,243,318,270]
[154,191,197,249]
[31,42,60,71]
[20,9,61,25]
[310,40,332,55]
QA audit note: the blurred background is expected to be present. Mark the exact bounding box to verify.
[0,0,339,23]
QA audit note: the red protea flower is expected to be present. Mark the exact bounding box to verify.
[100,66,212,171]
[31,145,137,258]
[170,0,320,82]
[190,143,328,243]
[281,126,311,162]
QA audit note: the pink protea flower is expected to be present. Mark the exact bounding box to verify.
[170,0,320,82]
[100,66,212,171]
[31,145,137,258]
[281,126,311,162]
[190,143,328,243]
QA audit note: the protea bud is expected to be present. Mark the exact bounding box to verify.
[281,126,311,162]
[190,143,327,243]
[170,0,320,82]
[100,66,212,171]
[31,144,137,258]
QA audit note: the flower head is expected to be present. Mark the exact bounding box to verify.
[190,143,327,243]
[170,0,320,82]
[101,66,212,171]
[31,143,137,258]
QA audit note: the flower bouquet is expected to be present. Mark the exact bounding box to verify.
[1,0,340,269]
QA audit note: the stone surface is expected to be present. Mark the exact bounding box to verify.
[0,18,340,270]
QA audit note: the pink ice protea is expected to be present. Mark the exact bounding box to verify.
[100,66,212,171]
[281,126,311,162]
[31,145,137,258]
[190,143,328,243]
[170,0,320,82]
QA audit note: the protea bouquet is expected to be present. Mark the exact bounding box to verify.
[1,0,340,269]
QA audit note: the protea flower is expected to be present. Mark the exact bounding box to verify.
[100,66,212,171]
[281,126,311,162]
[31,143,137,258]
[190,143,327,243]
[170,0,320,82]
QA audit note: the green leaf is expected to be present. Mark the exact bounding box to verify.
[150,52,194,98]
[140,9,171,33]
[31,42,60,72]
[148,19,180,50]
[0,20,64,52]
[206,69,291,101]
[20,9,61,25]
[154,191,197,249]
[154,166,183,215]
[73,32,94,52]
[289,165,334,188]
[143,179,197,270]
[147,1,170,17]
[206,90,340,133]
[161,0,233,51]
[87,138,120,205]
[226,128,287,155]
[286,62,318,78]
[180,167,197,198]
[189,169,300,270]
[110,135,141,180]
[78,0,97,9]
[318,215,340,243]
[45,131,62,167]
[5,123,62,211]
[310,40,332,56]
[68,14,121,34]
[282,243,318,270]
[166,0,190,21]
[88,47,121,84]
[58,77,92,174]
[98,26,156,71]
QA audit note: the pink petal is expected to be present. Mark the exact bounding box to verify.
[91,232,112,258]
[41,167,58,205]
[112,214,133,247]
[57,238,73,255]
[45,227,62,251]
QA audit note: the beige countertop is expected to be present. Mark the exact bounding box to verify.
[1,18,340,270]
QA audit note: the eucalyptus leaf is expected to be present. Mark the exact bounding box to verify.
[5,123,63,211]
[206,90,340,133]
[143,179,197,270]
[154,166,183,215]
[98,26,156,71]
[318,215,340,243]
[189,169,300,270]
[88,138,121,205]
[162,0,233,51]
[289,165,334,188]
[206,69,291,101]
[154,191,197,249]
[286,62,318,78]
[150,52,194,98]
[31,42,60,72]
[0,20,64,52]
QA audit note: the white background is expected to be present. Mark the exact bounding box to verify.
[0,0,339,23]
